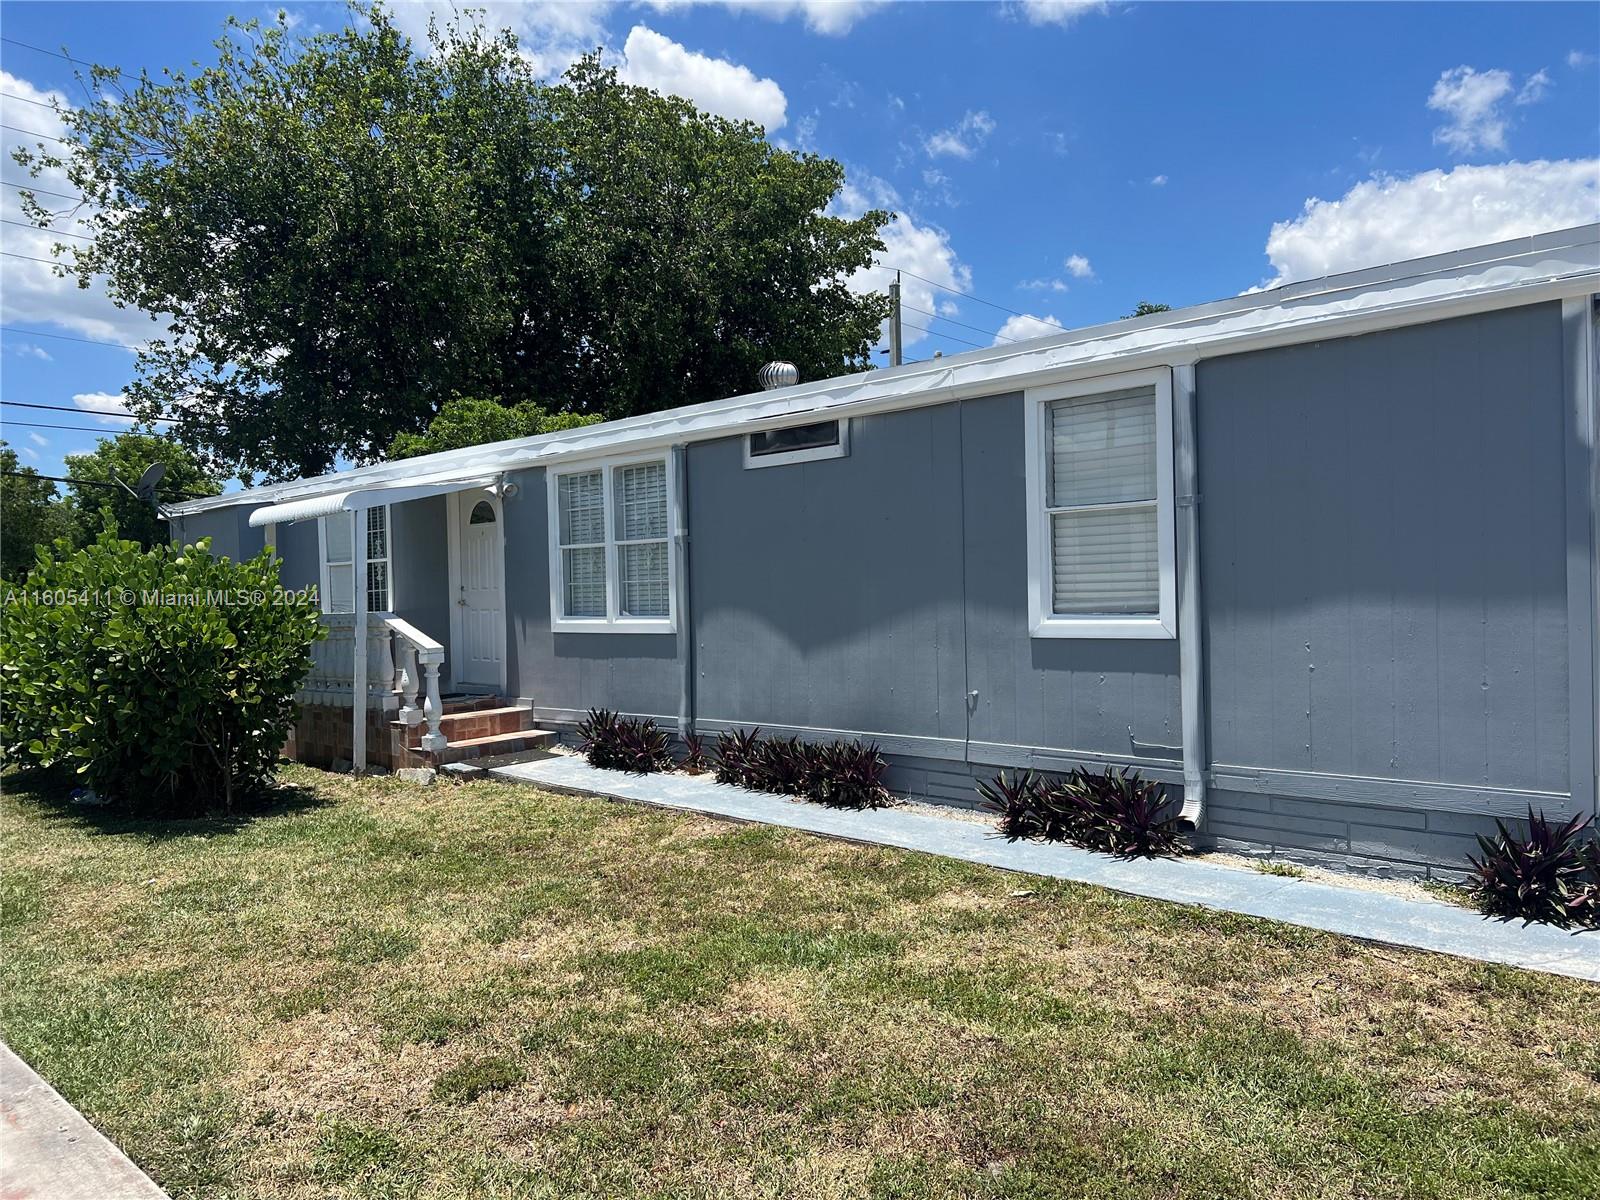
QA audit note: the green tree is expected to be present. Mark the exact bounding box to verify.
[62,432,221,550]
[19,5,891,480]
[0,445,70,581]
[388,397,602,460]
[1126,302,1173,318]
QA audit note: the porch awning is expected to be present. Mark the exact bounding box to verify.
[247,473,500,527]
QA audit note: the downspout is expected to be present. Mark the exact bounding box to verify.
[672,444,695,740]
[1172,361,1208,829]
[352,507,368,774]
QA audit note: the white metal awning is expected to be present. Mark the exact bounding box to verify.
[247,473,499,527]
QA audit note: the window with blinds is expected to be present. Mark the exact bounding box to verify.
[318,507,391,614]
[550,456,674,630]
[1026,369,1175,639]
[1046,388,1158,615]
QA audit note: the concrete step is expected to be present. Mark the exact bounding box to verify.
[432,728,557,766]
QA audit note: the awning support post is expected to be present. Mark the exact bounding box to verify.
[352,508,368,773]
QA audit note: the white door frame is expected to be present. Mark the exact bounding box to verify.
[446,488,508,693]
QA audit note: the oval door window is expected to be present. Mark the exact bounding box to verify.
[469,500,496,525]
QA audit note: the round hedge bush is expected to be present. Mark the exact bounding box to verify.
[1,533,323,814]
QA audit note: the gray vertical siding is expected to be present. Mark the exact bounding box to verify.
[172,504,262,562]
[1200,304,1569,792]
[959,393,1182,763]
[1198,303,1572,872]
[688,405,969,744]
[503,466,682,716]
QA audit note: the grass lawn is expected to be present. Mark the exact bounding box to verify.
[2,764,1597,1200]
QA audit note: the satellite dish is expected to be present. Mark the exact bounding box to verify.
[134,461,166,502]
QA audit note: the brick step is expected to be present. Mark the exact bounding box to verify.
[432,729,557,766]
[394,704,532,749]
[440,694,513,715]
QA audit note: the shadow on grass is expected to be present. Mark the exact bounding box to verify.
[0,763,331,840]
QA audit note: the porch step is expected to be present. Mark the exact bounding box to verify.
[395,702,533,750]
[432,729,558,766]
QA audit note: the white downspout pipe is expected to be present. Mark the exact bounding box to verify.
[1173,361,1208,829]
[352,507,368,773]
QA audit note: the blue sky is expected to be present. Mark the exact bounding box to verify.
[2,0,1597,484]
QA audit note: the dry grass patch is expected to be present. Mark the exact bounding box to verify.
[2,762,1597,1200]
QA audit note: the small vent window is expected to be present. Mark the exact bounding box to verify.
[469,500,496,525]
[745,418,849,468]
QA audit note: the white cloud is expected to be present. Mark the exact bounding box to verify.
[1007,1,1107,27]
[1150,174,1168,186]
[1568,50,1596,69]
[72,391,135,425]
[1516,68,1551,105]
[20,446,41,461]
[1064,253,1094,278]
[642,1,886,36]
[618,26,787,128]
[925,110,995,160]
[1019,277,1067,292]
[0,70,163,349]
[993,312,1063,344]
[1427,65,1549,154]
[389,2,616,79]
[1259,159,1600,287]
[27,432,49,447]
[835,172,971,349]
[12,343,52,360]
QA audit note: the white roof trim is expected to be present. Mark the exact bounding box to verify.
[246,472,498,526]
[172,224,1600,519]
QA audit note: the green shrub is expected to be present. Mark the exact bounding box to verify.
[1,532,323,814]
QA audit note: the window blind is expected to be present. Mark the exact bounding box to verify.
[1046,386,1159,615]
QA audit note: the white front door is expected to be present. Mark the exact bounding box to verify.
[450,489,506,689]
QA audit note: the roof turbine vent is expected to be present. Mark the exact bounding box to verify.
[757,360,799,391]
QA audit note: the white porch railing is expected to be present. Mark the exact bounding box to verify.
[301,613,447,753]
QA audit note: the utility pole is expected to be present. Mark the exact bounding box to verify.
[888,270,903,367]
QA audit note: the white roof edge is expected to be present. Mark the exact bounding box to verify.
[169,223,1600,518]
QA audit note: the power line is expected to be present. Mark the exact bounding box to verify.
[0,35,134,81]
[4,400,173,422]
[1,123,70,145]
[2,179,89,203]
[874,262,1031,320]
[1,324,137,350]
[1,90,57,110]
[0,418,154,434]
[1,249,69,267]
[901,301,1015,343]
[898,319,986,351]
[2,216,91,240]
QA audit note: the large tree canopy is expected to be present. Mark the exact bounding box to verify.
[20,5,891,480]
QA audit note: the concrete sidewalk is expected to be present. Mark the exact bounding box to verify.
[493,755,1600,983]
[1,1042,168,1200]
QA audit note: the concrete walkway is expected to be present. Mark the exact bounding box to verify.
[1,1042,168,1199]
[493,756,1600,983]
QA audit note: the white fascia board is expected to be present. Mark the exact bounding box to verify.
[170,224,1600,519]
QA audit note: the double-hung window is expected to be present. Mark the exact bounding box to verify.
[549,454,675,633]
[1025,368,1175,638]
[317,507,392,614]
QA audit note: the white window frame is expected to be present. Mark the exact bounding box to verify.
[743,417,850,469]
[546,451,677,634]
[1024,367,1176,640]
[316,506,393,615]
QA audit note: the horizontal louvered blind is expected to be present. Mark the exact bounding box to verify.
[615,462,667,541]
[1046,386,1159,616]
[558,471,605,547]
[562,546,606,617]
[1047,388,1157,507]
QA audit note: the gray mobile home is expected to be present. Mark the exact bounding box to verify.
[167,226,1600,878]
